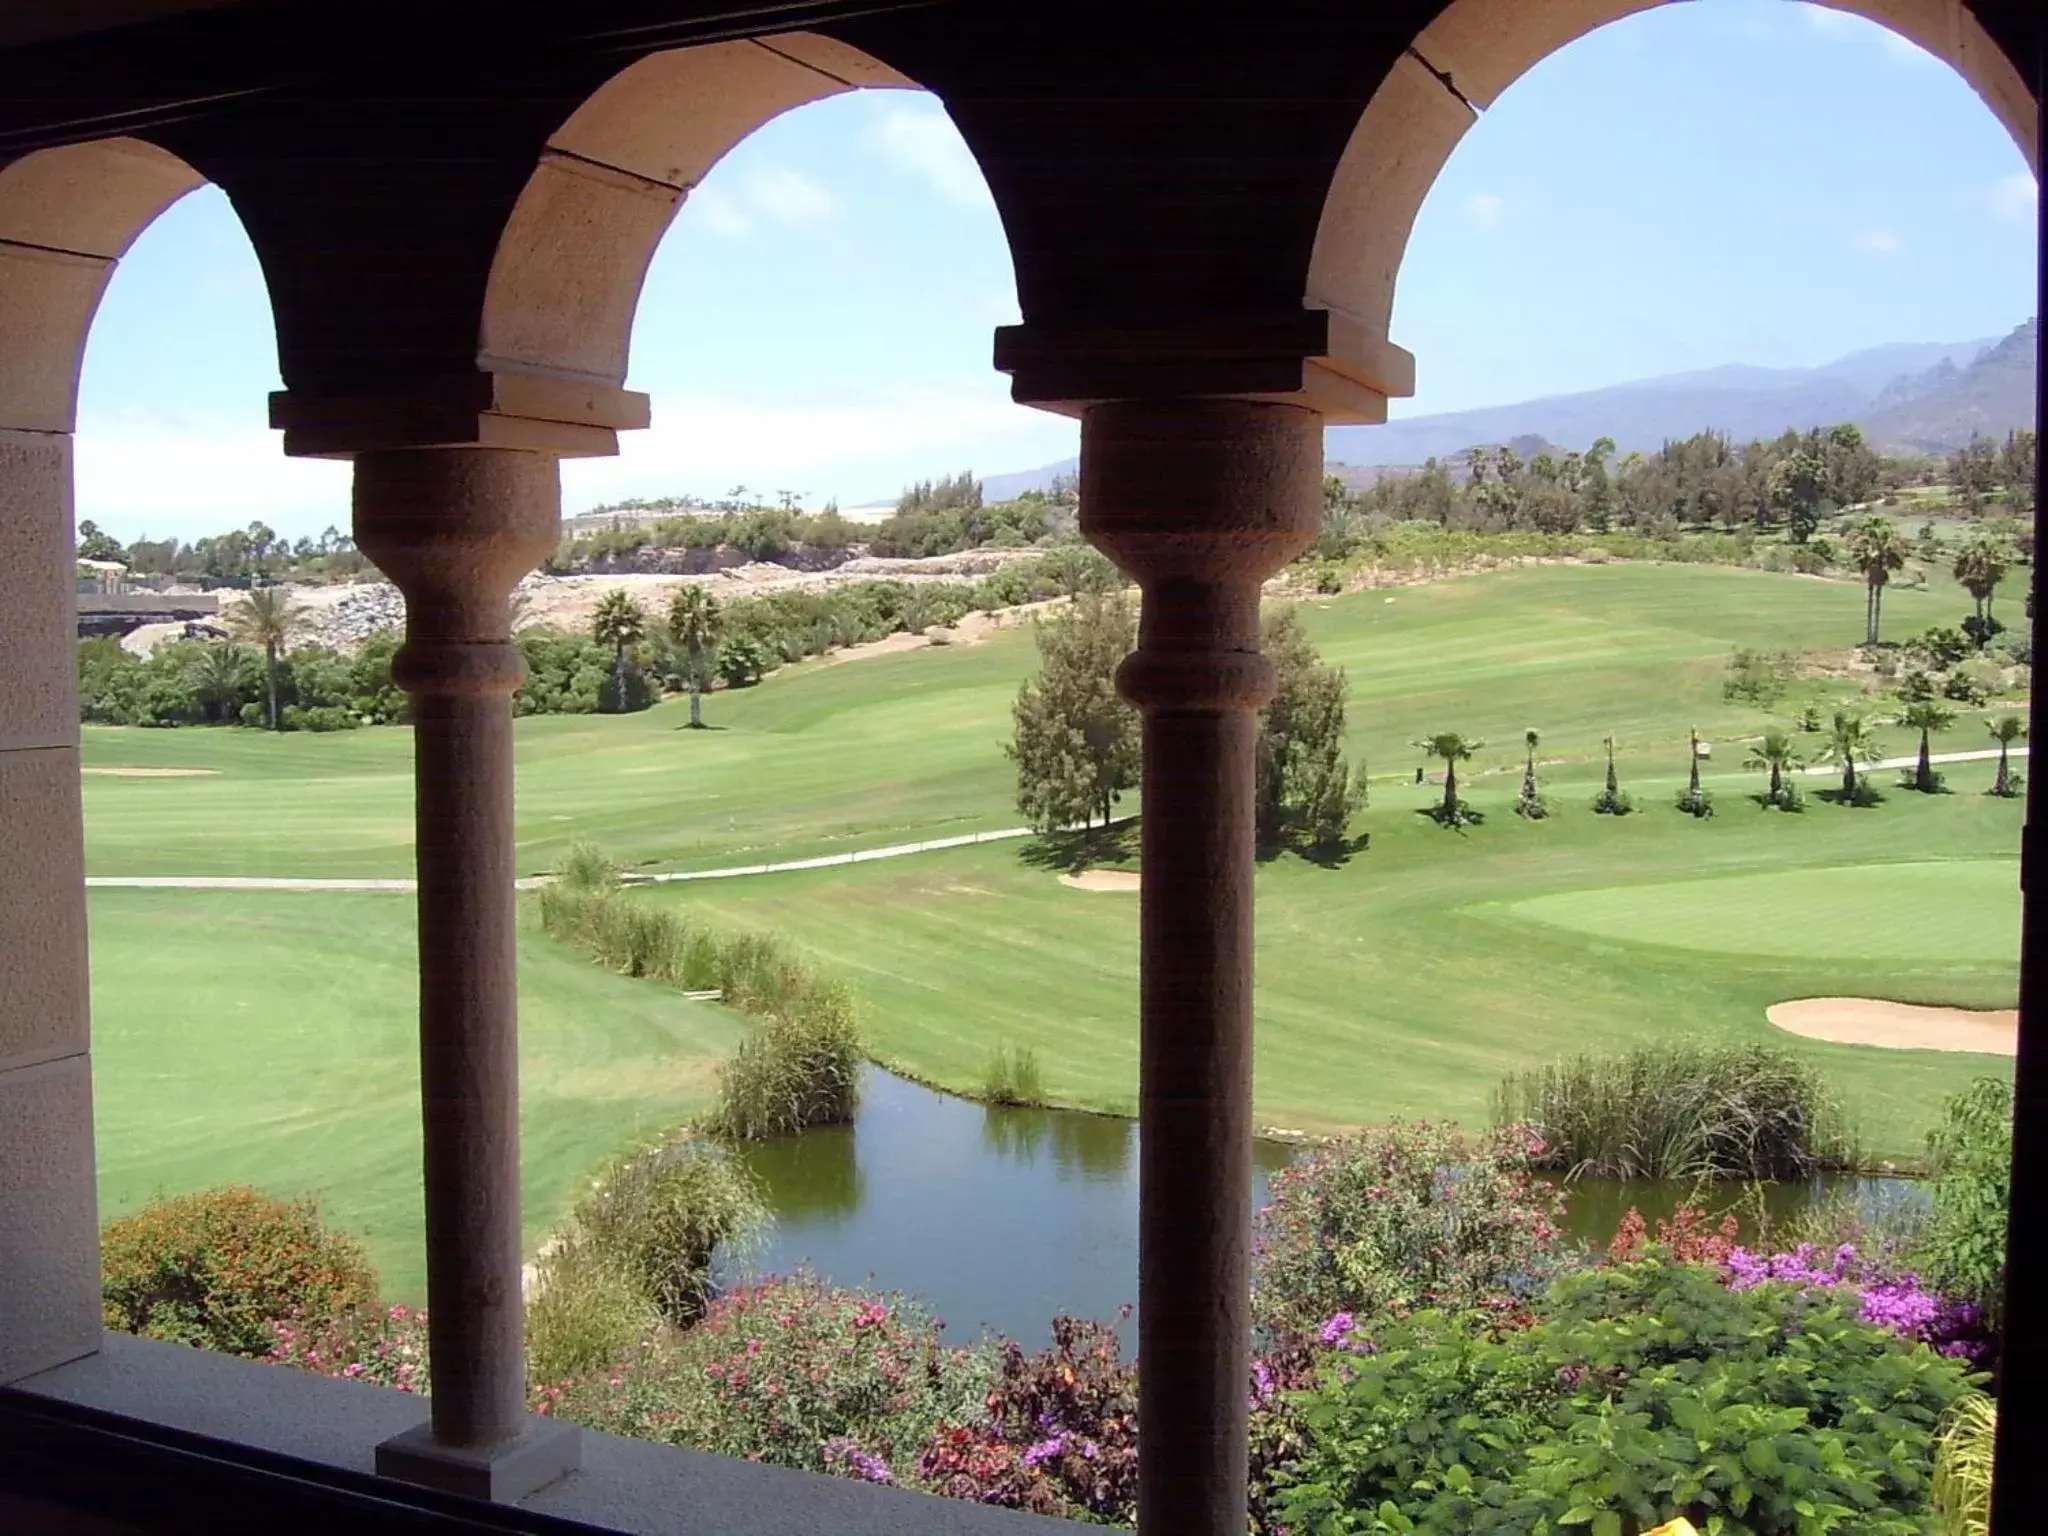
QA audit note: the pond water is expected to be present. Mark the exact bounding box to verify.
[719,1066,1918,1349]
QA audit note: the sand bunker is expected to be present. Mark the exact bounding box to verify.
[82,767,218,778]
[1767,998,2016,1055]
[1059,870,1142,893]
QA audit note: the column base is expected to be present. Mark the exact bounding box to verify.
[375,1417,581,1503]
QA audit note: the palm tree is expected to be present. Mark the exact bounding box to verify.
[1898,700,1955,793]
[1847,515,1908,647]
[186,641,249,725]
[1951,533,2010,640]
[1414,732,1480,823]
[1743,728,1802,809]
[1818,711,1875,801]
[224,585,303,731]
[590,590,647,712]
[1988,714,2027,798]
[667,586,724,729]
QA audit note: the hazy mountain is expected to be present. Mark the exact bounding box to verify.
[971,323,2034,499]
[1858,318,2038,454]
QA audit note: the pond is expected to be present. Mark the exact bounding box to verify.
[719,1066,1919,1349]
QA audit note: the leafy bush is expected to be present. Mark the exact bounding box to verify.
[1907,626,1974,670]
[919,1315,1139,1522]
[1919,1077,2013,1330]
[1271,1260,1979,1536]
[1496,1044,1856,1181]
[1721,1243,1987,1362]
[1252,1121,1566,1336]
[566,1130,768,1325]
[1723,647,1798,706]
[558,1273,989,1484]
[982,1041,1045,1106]
[101,1187,378,1358]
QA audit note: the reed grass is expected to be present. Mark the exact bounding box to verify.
[1932,1392,1996,1536]
[1495,1043,1857,1182]
[980,1041,1045,1106]
[539,862,863,1139]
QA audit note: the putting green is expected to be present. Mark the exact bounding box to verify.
[1501,860,2018,962]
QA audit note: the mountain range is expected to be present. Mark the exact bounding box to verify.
[976,318,2037,500]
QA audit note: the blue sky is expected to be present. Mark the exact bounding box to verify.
[76,0,2037,540]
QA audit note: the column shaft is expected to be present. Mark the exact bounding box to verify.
[1080,399,1321,1536]
[353,447,560,1459]
[413,692,524,1447]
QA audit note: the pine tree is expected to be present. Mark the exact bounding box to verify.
[1256,608,1365,852]
[1006,594,1140,834]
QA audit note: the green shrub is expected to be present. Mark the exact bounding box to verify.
[101,1187,377,1358]
[538,881,864,1139]
[557,1272,990,1482]
[1252,1121,1567,1336]
[525,1232,662,1386]
[1497,1043,1856,1182]
[1920,1077,2013,1329]
[708,996,864,1140]
[568,1130,768,1326]
[1271,1259,1979,1536]
[981,1041,1045,1106]
[1723,647,1798,706]
[1932,1393,1995,1536]
[554,840,618,893]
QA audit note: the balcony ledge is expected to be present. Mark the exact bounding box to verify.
[3,1334,1077,1535]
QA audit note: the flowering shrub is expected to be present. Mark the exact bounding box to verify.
[1253,1120,1566,1335]
[101,1187,378,1358]
[1723,1243,1990,1362]
[271,1302,576,1416]
[1273,1259,1980,1536]
[919,1315,1139,1522]
[1607,1202,1742,1267]
[555,1273,987,1481]
[271,1303,431,1393]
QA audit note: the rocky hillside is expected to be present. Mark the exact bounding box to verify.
[1859,318,2038,454]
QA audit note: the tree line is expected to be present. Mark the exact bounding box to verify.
[1325,425,2035,549]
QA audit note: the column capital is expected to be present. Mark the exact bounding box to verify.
[995,306,1413,423]
[1081,398,1320,717]
[271,367,650,460]
[353,447,560,697]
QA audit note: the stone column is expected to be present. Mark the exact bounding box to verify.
[1079,398,1321,1536]
[350,447,579,1501]
[0,426,98,1386]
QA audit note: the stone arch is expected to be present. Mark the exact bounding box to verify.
[0,137,204,433]
[479,32,920,393]
[1308,0,2040,362]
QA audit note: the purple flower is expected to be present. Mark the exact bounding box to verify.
[1251,1359,1277,1404]
[823,1436,894,1485]
[1319,1312,1357,1346]
[1022,1434,1067,1470]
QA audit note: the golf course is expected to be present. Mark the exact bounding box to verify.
[83,561,2025,1293]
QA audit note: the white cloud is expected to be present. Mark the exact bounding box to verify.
[686,184,752,238]
[1464,193,1506,234]
[744,167,838,229]
[559,381,1075,512]
[874,106,992,208]
[1988,171,2039,227]
[1852,229,1901,254]
[74,408,351,540]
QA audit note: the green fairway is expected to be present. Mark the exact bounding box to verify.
[1504,860,2021,962]
[83,561,2025,1252]
[89,890,747,1298]
[81,563,1989,878]
[637,776,2018,1164]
